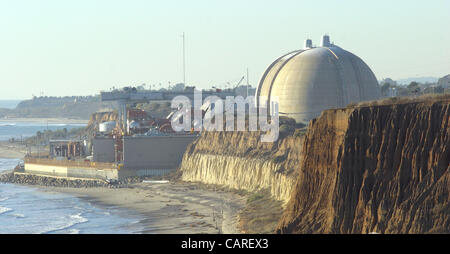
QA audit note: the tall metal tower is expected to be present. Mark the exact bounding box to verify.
[246,68,249,97]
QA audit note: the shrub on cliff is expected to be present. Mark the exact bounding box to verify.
[279,124,295,137]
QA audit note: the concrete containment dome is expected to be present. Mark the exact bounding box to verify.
[256,35,381,123]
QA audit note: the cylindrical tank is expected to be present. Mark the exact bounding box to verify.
[99,121,116,133]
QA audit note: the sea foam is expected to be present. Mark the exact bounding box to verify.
[0,206,12,215]
[38,213,89,234]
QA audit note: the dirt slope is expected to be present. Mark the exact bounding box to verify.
[277,97,449,233]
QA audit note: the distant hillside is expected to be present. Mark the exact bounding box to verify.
[0,96,116,119]
[396,76,439,85]
[0,96,174,120]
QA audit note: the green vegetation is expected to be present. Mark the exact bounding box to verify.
[380,80,448,97]
[349,93,450,108]
[279,124,295,136]
[272,154,287,164]
[247,191,266,203]
[23,127,86,145]
[294,127,307,137]
[278,116,307,139]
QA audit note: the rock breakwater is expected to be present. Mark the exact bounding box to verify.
[0,173,110,188]
[0,172,145,188]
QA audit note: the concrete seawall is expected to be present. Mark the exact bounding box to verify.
[23,157,185,181]
[24,163,118,180]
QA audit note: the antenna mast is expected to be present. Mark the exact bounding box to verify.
[182,32,186,85]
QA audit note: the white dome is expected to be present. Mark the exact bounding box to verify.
[256,37,381,123]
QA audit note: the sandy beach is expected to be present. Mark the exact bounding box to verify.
[39,182,245,234]
[0,141,27,159]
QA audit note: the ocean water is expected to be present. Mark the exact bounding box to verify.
[0,121,145,234]
[0,121,87,141]
[0,160,144,234]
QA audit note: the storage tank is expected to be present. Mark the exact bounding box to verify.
[99,121,116,133]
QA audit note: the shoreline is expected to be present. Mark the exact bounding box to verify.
[36,181,245,234]
[0,166,246,234]
[0,116,246,234]
[0,141,27,159]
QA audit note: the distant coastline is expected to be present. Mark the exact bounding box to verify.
[0,117,88,159]
[0,117,88,124]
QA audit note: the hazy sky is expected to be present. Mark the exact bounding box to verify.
[1,0,449,99]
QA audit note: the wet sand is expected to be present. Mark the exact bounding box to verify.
[39,181,245,234]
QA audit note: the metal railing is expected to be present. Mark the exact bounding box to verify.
[24,158,117,170]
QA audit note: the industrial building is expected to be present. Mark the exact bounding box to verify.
[256,35,381,123]
[22,36,383,181]
[22,86,248,181]
[49,140,87,158]
[92,132,197,177]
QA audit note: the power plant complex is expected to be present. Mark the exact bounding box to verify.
[22,35,382,181]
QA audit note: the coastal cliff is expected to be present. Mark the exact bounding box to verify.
[179,130,305,205]
[277,97,449,233]
[0,96,116,119]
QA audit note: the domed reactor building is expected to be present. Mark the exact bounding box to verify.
[256,35,381,123]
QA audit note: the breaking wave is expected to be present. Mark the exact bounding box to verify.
[0,206,12,215]
[38,213,89,234]
[10,213,25,218]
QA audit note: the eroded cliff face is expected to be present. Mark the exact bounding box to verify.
[277,99,449,233]
[180,131,305,204]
